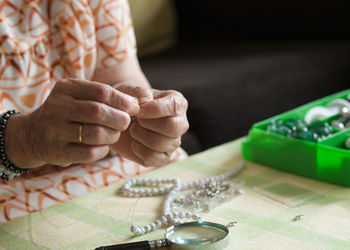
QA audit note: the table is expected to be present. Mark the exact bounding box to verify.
[1,138,350,249]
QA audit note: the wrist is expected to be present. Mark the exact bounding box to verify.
[5,112,44,169]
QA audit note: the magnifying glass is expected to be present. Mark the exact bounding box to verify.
[95,221,229,250]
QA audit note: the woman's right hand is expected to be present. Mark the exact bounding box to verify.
[5,78,139,169]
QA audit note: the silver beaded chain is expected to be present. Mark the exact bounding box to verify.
[120,161,245,235]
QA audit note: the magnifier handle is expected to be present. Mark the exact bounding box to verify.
[95,239,169,250]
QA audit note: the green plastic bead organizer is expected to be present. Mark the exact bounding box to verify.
[242,89,350,187]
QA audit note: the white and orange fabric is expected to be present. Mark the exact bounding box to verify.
[0,0,185,224]
[0,0,136,113]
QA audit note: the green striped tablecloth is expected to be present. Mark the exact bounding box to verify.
[1,138,350,250]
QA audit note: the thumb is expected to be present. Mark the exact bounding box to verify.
[114,82,153,104]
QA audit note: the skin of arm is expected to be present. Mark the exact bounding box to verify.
[92,56,151,89]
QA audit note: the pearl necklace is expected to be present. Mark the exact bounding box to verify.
[121,161,245,235]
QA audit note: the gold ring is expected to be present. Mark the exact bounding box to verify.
[78,124,83,143]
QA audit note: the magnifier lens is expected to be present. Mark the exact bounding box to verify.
[165,221,228,247]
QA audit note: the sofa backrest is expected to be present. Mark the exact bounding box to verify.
[175,0,350,39]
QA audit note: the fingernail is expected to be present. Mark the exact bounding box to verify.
[127,96,138,105]
[132,97,139,103]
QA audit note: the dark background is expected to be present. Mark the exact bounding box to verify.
[140,0,350,154]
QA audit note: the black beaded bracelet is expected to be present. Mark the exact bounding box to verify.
[0,110,29,181]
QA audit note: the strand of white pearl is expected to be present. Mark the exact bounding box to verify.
[123,161,245,235]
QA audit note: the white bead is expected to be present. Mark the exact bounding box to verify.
[185,212,192,218]
[173,178,180,185]
[167,194,175,200]
[155,220,162,227]
[185,182,194,189]
[139,227,145,234]
[192,213,200,220]
[178,212,185,219]
[194,180,200,186]
[173,219,180,225]
[142,178,149,185]
[144,225,151,232]
[152,188,159,195]
[134,227,142,235]
[172,211,179,218]
[161,216,168,224]
[153,179,161,184]
[158,187,165,193]
[150,223,156,230]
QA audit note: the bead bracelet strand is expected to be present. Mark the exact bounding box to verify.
[0,110,29,180]
[120,161,246,235]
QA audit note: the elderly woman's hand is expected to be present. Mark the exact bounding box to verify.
[110,83,189,167]
[5,79,139,169]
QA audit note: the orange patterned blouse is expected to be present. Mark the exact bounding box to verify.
[0,0,136,113]
[0,0,153,224]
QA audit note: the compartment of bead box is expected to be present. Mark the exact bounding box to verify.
[242,89,350,187]
[317,130,350,186]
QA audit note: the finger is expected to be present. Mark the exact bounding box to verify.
[137,92,188,119]
[130,122,181,152]
[62,123,120,145]
[131,140,170,167]
[55,79,139,115]
[65,144,110,164]
[67,100,131,131]
[114,82,153,104]
[137,116,189,138]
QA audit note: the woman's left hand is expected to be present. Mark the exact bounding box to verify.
[110,83,189,167]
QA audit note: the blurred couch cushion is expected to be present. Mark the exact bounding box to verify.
[175,0,350,39]
[129,0,177,56]
[140,40,350,153]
